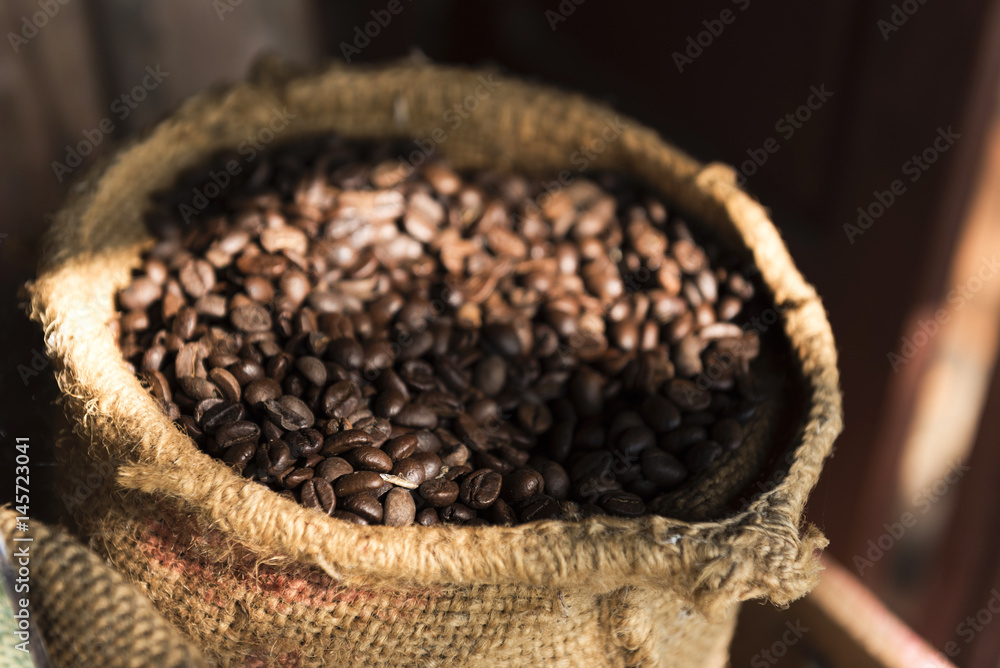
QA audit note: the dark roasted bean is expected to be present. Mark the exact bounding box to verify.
[599,492,646,517]
[346,446,393,473]
[459,469,502,509]
[518,494,561,522]
[342,493,383,523]
[334,471,385,496]
[685,441,723,473]
[418,479,460,507]
[641,448,688,488]
[383,488,417,526]
[316,456,353,482]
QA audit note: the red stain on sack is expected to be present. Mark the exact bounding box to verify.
[135,508,438,617]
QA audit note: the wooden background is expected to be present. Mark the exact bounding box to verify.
[3,1,1000,665]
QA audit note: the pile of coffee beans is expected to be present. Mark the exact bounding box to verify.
[114,136,763,526]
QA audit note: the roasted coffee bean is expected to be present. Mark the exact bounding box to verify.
[222,441,256,473]
[518,495,561,522]
[501,468,545,505]
[639,394,682,433]
[666,379,712,412]
[321,429,372,455]
[710,418,743,450]
[119,139,768,527]
[641,448,688,488]
[439,503,476,523]
[284,429,323,458]
[296,356,327,386]
[615,425,656,458]
[230,302,272,333]
[599,492,646,517]
[383,488,417,526]
[346,446,393,473]
[685,441,723,473]
[208,367,241,402]
[391,457,427,486]
[334,471,385,496]
[459,469,502,509]
[316,457,353,482]
[201,401,245,432]
[300,479,336,514]
[342,493,383,523]
[383,434,418,461]
[216,420,260,449]
[659,426,707,455]
[416,508,440,526]
[374,388,406,419]
[489,498,518,526]
[538,461,570,501]
[419,479,460,507]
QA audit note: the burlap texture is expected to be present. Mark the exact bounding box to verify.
[0,507,206,668]
[26,60,842,666]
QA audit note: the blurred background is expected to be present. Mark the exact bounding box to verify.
[2,1,999,665]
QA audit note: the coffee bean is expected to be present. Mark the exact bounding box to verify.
[639,394,682,433]
[489,498,517,526]
[342,493,383,523]
[391,457,427,486]
[641,448,688,488]
[245,378,281,405]
[615,426,656,458]
[383,434,418,461]
[416,508,440,526]
[518,495,561,522]
[474,355,507,396]
[418,479,460,507]
[179,258,216,299]
[374,388,406,419]
[459,469,502,509]
[201,401,245,432]
[301,479,336,514]
[710,418,743,450]
[222,441,256,473]
[666,379,712,411]
[332,510,368,525]
[346,446,393,473]
[316,457,353,482]
[537,461,570,501]
[517,402,553,435]
[230,302,272,333]
[282,467,314,489]
[685,441,723,473]
[501,468,545,505]
[599,492,646,517]
[439,503,476,524]
[296,356,327,386]
[208,367,241,402]
[659,426,707,454]
[321,429,372,455]
[216,420,260,449]
[383,488,417,526]
[334,471,385,496]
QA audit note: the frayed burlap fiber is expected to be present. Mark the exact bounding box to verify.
[26,60,842,667]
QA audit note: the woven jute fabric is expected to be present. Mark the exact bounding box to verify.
[0,507,206,668]
[26,60,842,667]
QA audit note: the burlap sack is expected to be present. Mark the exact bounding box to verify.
[0,507,205,668]
[26,61,842,667]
